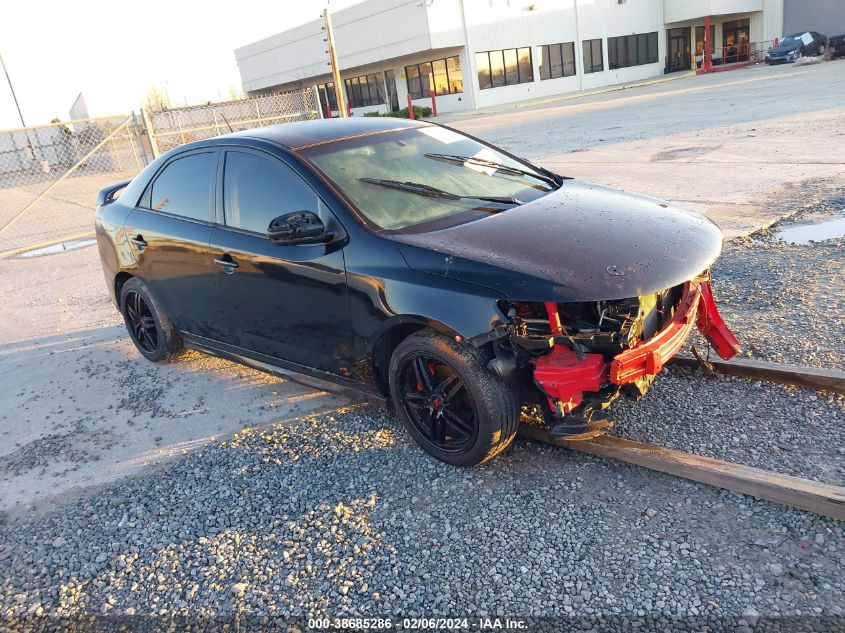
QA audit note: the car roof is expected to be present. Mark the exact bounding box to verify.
[227,117,431,151]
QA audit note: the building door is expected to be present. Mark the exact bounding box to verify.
[668,28,692,72]
[384,70,399,112]
[723,19,751,63]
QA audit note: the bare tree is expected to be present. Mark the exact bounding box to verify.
[144,86,171,110]
[227,84,245,101]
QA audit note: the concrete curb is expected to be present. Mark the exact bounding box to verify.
[0,231,95,259]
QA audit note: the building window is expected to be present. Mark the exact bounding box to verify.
[539,42,577,80]
[722,18,751,62]
[695,25,716,56]
[344,74,384,109]
[316,82,337,112]
[608,32,659,69]
[475,47,533,90]
[582,39,603,73]
[405,56,462,99]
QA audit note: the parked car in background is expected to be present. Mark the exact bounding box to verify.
[95,118,739,466]
[766,32,828,64]
[829,34,845,59]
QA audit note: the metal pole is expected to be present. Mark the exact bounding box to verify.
[704,16,712,72]
[311,85,324,119]
[1,52,38,164]
[322,8,348,118]
[141,107,160,158]
[573,0,584,92]
[0,52,26,127]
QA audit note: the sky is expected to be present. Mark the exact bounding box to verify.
[0,0,359,129]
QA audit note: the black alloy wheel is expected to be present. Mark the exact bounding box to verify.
[388,329,519,466]
[119,277,184,363]
[397,354,478,455]
[124,290,159,354]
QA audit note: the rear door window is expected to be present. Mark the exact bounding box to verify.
[222,150,318,235]
[147,152,216,221]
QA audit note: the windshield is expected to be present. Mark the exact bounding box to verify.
[780,34,805,45]
[300,126,557,231]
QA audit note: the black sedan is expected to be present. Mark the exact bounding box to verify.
[765,32,827,64]
[829,34,845,59]
[95,118,739,466]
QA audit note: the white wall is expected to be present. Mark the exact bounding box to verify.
[237,0,786,115]
[235,0,464,94]
[464,0,666,108]
[665,0,764,24]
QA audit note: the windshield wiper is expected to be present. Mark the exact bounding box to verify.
[359,178,522,205]
[424,153,561,189]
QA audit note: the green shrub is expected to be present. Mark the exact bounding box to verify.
[359,106,433,119]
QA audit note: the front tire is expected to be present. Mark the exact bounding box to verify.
[120,277,184,363]
[388,329,519,466]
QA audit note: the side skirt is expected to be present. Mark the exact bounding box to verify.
[181,332,390,409]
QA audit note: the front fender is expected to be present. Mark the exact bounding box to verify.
[346,266,507,348]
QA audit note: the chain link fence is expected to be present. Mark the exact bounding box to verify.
[0,88,321,257]
[0,115,148,255]
[143,88,321,156]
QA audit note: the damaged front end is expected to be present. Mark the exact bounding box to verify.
[488,274,740,440]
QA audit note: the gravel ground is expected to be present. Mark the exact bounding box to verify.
[1,406,843,631]
[702,196,845,369]
[610,368,845,486]
[611,198,845,486]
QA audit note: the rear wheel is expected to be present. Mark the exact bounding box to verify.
[388,329,519,466]
[120,277,184,362]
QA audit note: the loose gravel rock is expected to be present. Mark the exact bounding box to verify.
[611,367,845,485]
[702,197,845,369]
[611,199,845,487]
[1,407,843,629]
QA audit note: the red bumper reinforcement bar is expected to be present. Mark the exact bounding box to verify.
[534,280,740,415]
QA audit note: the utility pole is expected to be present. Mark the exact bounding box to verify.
[1,51,37,164]
[0,52,27,127]
[322,8,348,117]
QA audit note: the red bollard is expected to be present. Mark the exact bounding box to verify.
[407,94,414,120]
[430,89,437,117]
[346,102,352,117]
[325,102,332,119]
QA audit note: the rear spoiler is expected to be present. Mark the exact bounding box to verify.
[96,179,132,207]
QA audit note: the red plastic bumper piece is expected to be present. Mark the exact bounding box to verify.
[697,280,741,360]
[609,282,701,384]
[533,280,740,415]
[534,346,606,415]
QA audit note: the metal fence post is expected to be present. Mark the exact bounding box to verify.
[312,85,323,119]
[140,107,160,158]
[130,112,149,166]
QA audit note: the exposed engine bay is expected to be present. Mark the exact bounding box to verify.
[484,273,740,440]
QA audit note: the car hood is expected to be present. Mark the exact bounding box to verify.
[392,181,724,302]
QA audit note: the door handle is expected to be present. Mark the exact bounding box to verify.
[214,255,239,273]
[130,234,147,250]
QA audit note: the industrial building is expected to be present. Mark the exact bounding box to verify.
[234,0,816,116]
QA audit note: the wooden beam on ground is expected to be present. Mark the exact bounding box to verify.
[519,426,845,521]
[670,355,845,394]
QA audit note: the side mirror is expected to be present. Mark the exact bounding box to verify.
[268,211,334,245]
